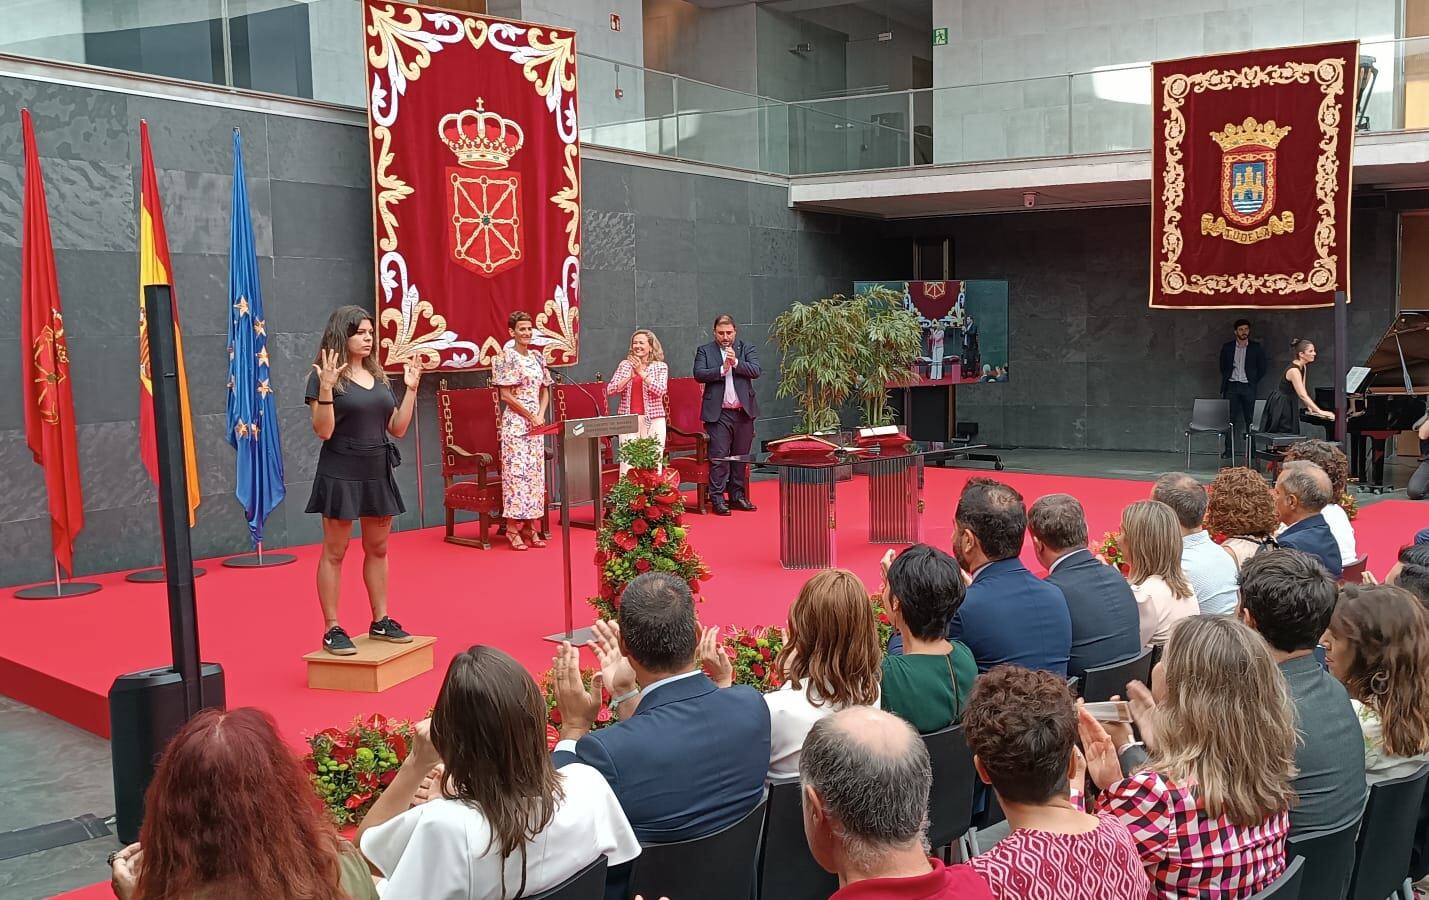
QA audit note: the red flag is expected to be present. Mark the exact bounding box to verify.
[20,108,85,575]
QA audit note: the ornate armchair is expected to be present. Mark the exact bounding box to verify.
[664,377,711,513]
[437,380,548,549]
[554,380,620,528]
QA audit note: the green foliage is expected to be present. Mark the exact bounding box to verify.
[304,714,413,825]
[619,436,663,471]
[771,289,921,433]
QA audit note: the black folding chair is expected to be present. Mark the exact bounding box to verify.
[756,780,838,900]
[922,725,976,856]
[627,794,768,900]
[1287,816,1360,900]
[527,856,607,900]
[1249,856,1305,900]
[1079,647,1154,703]
[1349,766,1429,900]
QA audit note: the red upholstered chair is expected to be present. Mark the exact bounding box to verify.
[554,381,621,524]
[664,377,711,514]
[437,380,548,549]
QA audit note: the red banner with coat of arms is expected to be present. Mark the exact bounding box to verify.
[363,1,580,370]
[1151,41,1356,309]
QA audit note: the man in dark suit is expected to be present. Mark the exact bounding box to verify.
[552,572,770,848]
[693,315,761,516]
[1219,318,1266,458]
[887,478,1071,674]
[1028,493,1141,682]
[1239,549,1365,835]
[1273,460,1343,578]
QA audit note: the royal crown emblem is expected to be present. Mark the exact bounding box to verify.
[441,99,524,277]
[1201,117,1295,244]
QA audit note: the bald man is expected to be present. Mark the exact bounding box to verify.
[800,708,993,899]
[1273,461,1343,578]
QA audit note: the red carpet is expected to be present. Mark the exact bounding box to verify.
[5,470,1419,756]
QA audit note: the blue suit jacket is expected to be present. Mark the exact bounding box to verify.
[1044,548,1142,682]
[693,339,761,423]
[1278,514,1343,579]
[553,672,770,844]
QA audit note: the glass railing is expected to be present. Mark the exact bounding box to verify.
[0,0,1424,177]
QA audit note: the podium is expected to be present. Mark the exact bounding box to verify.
[544,414,638,646]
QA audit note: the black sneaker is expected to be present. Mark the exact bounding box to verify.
[370,616,413,643]
[323,626,357,656]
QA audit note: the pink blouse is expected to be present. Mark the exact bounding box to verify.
[607,360,668,420]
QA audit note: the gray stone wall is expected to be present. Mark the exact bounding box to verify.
[0,73,890,586]
[888,205,1399,453]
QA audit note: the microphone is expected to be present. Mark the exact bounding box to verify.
[549,368,607,417]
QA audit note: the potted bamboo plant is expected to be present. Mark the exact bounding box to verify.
[770,295,864,435]
[851,286,922,427]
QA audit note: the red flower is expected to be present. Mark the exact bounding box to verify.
[688,579,701,593]
[389,733,409,761]
[631,494,648,510]
[653,528,669,547]
[331,744,355,765]
[672,513,685,525]
[699,570,713,582]
[759,646,772,661]
[654,490,678,506]
[546,724,560,749]
[614,532,637,550]
[594,550,608,565]
[345,792,372,811]
[596,706,612,723]
[380,769,397,786]
[635,558,651,572]
[751,663,766,678]
[740,635,758,649]
[303,755,318,774]
[550,707,563,725]
[631,518,649,535]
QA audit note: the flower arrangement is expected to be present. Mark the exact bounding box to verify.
[1097,531,1128,575]
[539,665,612,747]
[304,714,413,825]
[590,438,711,620]
[1339,490,1358,521]
[869,593,894,652]
[725,625,786,690]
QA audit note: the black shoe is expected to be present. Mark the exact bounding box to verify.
[370,616,413,643]
[711,497,731,516]
[731,496,758,512]
[323,626,357,656]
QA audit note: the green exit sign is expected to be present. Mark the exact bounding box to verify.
[932,27,949,46]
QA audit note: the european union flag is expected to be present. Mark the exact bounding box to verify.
[226,128,285,544]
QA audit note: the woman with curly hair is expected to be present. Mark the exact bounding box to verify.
[1205,467,1280,570]
[1323,584,1429,783]
[1282,439,1357,567]
[108,707,377,900]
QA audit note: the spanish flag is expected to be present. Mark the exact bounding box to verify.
[138,120,201,526]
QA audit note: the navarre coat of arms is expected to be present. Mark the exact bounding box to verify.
[1200,117,1295,245]
[440,99,525,277]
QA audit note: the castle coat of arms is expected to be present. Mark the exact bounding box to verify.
[1200,117,1295,245]
[440,99,525,277]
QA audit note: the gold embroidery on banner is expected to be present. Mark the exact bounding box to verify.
[366,5,441,78]
[550,143,581,257]
[1200,211,1295,243]
[1158,56,1347,297]
[516,28,577,102]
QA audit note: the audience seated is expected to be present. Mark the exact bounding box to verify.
[108,707,378,900]
[962,666,1150,899]
[552,572,771,844]
[1079,615,1296,896]
[1029,493,1141,682]
[1282,439,1358,567]
[1237,550,1366,834]
[357,646,639,899]
[1120,500,1199,648]
[1152,472,1240,614]
[1386,544,1429,607]
[888,477,1072,675]
[799,707,994,899]
[699,568,881,780]
[878,544,978,734]
[1272,461,1343,578]
[1205,466,1280,570]
[1323,583,1429,784]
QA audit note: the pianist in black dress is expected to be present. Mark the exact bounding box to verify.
[1261,338,1335,434]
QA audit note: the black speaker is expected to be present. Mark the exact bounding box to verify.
[109,663,226,844]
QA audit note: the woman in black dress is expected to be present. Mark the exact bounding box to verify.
[1260,338,1334,434]
[307,306,422,655]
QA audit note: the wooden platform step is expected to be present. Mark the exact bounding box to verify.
[303,635,436,693]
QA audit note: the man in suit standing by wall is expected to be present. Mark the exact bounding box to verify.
[693,315,761,516]
[1219,318,1266,458]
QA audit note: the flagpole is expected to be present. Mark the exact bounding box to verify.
[414,410,427,525]
[13,556,101,600]
[223,540,295,568]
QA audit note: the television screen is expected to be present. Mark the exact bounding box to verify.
[853,280,1009,385]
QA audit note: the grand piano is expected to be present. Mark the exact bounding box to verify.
[1311,310,1429,490]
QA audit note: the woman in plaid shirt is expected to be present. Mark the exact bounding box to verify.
[1079,615,1297,897]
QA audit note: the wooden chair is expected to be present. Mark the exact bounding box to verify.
[664,377,711,513]
[437,380,548,548]
[1340,555,1368,585]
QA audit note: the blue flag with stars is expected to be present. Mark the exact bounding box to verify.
[226,128,285,544]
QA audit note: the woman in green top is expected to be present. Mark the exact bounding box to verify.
[879,543,978,734]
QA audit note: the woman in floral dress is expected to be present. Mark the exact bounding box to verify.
[492,311,551,551]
